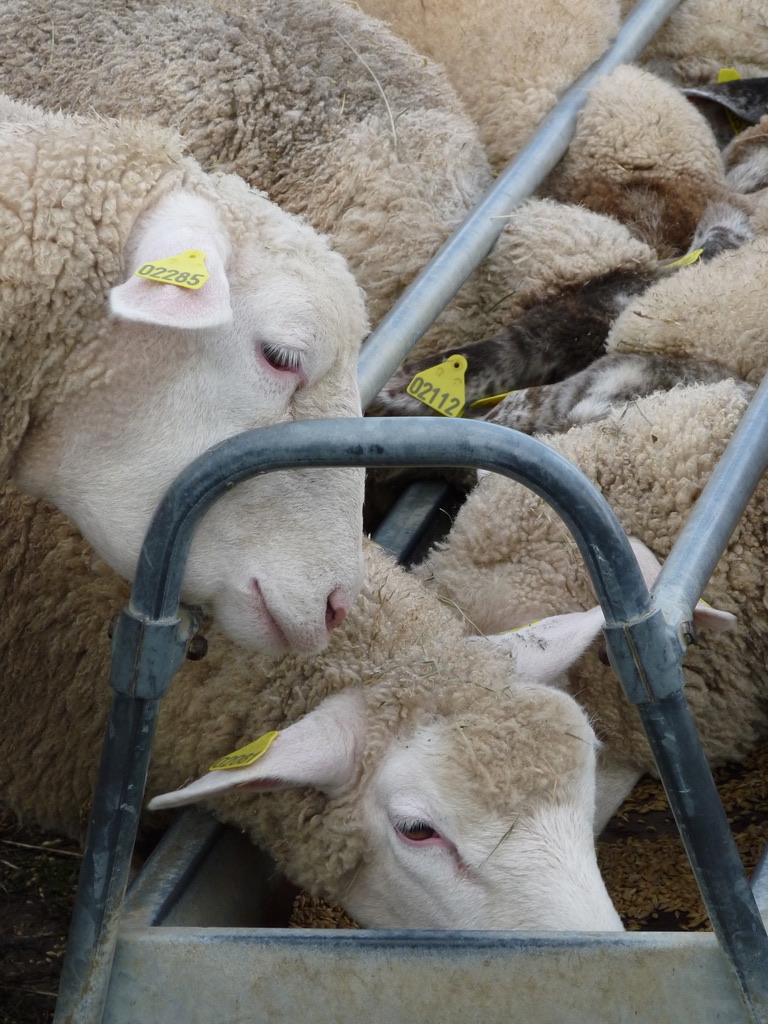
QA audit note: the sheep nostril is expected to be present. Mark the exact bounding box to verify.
[325,589,348,632]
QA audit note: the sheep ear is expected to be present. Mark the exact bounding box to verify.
[627,538,736,632]
[484,606,606,686]
[485,538,736,686]
[109,190,233,329]
[147,691,366,812]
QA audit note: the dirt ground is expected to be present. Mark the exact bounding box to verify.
[2,737,767,1023]
[0,814,80,1024]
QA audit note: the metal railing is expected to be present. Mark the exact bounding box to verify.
[52,0,768,1019]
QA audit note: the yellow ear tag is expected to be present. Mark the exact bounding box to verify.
[209,730,279,771]
[666,248,704,269]
[716,68,750,135]
[406,354,467,417]
[135,249,210,290]
[498,620,540,635]
[469,391,517,411]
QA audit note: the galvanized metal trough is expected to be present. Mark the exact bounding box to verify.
[51,0,768,1020]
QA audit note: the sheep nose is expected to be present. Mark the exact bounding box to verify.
[325,589,349,631]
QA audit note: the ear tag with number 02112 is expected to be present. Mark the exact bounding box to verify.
[406,354,467,417]
[717,68,750,135]
[135,249,210,291]
[209,730,279,771]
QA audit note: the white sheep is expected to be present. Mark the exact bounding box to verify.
[346,0,622,171]
[605,188,768,385]
[541,63,737,258]
[0,0,656,364]
[418,380,765,828]
[348,2,753,260]
[621,0,768,87]
[0,483,622,932]
[0,97,368,652]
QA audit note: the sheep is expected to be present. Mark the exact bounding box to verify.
[621,0,768,88]
[0,0,656,365]
[346,0,622,171]
[372,196,753,420]
[371,265,661,418]
[417,380,767,828]
[0,96,369,652]
[480,352,750,435]
[0,481,623,932]
[722,116,768,194]
[350,2,754,259]
[682,76,768,149]
[604,190,768,386]
[541,64,737,258]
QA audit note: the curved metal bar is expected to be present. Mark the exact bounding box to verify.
[356,0,684,408]
[55,415,768,1024]
[130,416,650,625]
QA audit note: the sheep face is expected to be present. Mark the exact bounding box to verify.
[150,685,623,932]
[346,692,622,932]
[14,188,367,652]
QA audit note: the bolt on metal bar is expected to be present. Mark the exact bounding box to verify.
[54,416,768,1024]
[356,0,684,408]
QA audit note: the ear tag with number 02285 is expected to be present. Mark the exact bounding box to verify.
[406,354,467,417]
[135,249,210,291]
[209,730,279,771]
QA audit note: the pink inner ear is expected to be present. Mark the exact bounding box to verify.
[109,270,232,330]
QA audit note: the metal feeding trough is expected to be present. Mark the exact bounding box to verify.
[51,0,768,1021]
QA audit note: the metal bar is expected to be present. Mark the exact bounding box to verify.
[356,0,684,408]
[372,479,463,565]
[751,844,768,922]
[128,417,651,623]
[638,692,768,1023]
[55,694,163,1023]
[54,415,768,1023]
[653,372,768,630]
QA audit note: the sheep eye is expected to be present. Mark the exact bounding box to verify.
[397,821,438,842]
[262,342,302,372]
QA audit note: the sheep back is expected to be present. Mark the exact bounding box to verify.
[420,380,768,773]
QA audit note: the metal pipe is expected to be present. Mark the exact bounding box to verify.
[653,373,768,630]
[356,0,684,408]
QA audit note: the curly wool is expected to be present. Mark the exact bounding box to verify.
[419,380,768,776]
[0,104,196,482]
[0,0,656,363]
[347,0,621,171]
[0,490,592,902]
[542,64,729,258]
[621,0,768,86]
[605,205,768,384]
